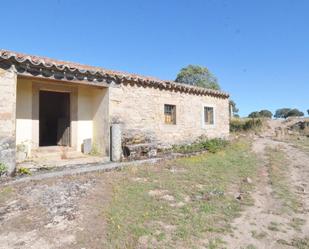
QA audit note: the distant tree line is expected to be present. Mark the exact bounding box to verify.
[248,108,306,119]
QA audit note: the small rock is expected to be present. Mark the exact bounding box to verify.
[235,193,243,200]
[245,177,253,184]
[161,194,175,202]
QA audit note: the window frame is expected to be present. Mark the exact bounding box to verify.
[164,104,176,125]
[202,105,216,127]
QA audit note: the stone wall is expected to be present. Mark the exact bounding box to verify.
[109,83,230,149]
[0,67,17,175]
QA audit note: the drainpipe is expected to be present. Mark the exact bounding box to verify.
[111,123,122,161]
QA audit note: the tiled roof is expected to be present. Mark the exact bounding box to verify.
[0,49,229,98]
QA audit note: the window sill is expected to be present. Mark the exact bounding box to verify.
[202,124,216,129]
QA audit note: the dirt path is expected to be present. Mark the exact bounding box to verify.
[222,122,309,249]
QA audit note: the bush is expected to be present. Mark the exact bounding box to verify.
[200,138,229,153]
[0,163,8,176]
[172,138,228,154]
[230,118,263,132]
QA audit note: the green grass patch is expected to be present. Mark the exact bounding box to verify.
[266,147,302,214]
[17,167,32,176]
[103,140,258,248]
[171,138,228,154]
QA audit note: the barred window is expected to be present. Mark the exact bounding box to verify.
[164,104,176,124]
[204,107,214,125]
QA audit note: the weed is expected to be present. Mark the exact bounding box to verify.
[251,230,267,240]
[268,221,280,232]
[89,144,101,156]
[0,162,7,176]
[17,167,31,175]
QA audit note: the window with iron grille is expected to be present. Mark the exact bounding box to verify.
[204,107,214,125]
[164,104,176,124]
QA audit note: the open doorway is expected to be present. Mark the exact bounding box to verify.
[39,91,71,147]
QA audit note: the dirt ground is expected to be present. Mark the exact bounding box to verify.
[0,119,309,249]
[221,120,309,249]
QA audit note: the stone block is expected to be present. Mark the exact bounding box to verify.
[82,138,92,154]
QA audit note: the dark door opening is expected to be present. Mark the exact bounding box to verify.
[39,91,71,147]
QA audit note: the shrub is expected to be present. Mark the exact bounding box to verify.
[230,118,263,132]
[0,163,8,176]
[200,138,229,153]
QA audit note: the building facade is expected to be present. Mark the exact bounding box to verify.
[0,50,230,174]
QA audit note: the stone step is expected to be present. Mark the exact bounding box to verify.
[31,147,85,159]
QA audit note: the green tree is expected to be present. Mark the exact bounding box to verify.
[307,109,309,115]
[274,108,304,118]
[229,100,239,117]
[249,110,272,118]
[248,111,260,118]
[259,110,273,118]
[286,109,304,118]
[274,108,291,119]
[175,65,220,90]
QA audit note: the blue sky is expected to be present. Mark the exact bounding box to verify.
[2,0,308,116]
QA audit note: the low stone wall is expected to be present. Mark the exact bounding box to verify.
[121,129,158,160]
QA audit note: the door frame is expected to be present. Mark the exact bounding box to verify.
[32,81,78,149]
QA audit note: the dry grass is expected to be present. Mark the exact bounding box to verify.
[266,147,302,214]
[103,140,258,248]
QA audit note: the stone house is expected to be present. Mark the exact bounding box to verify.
[0,50,230,175]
